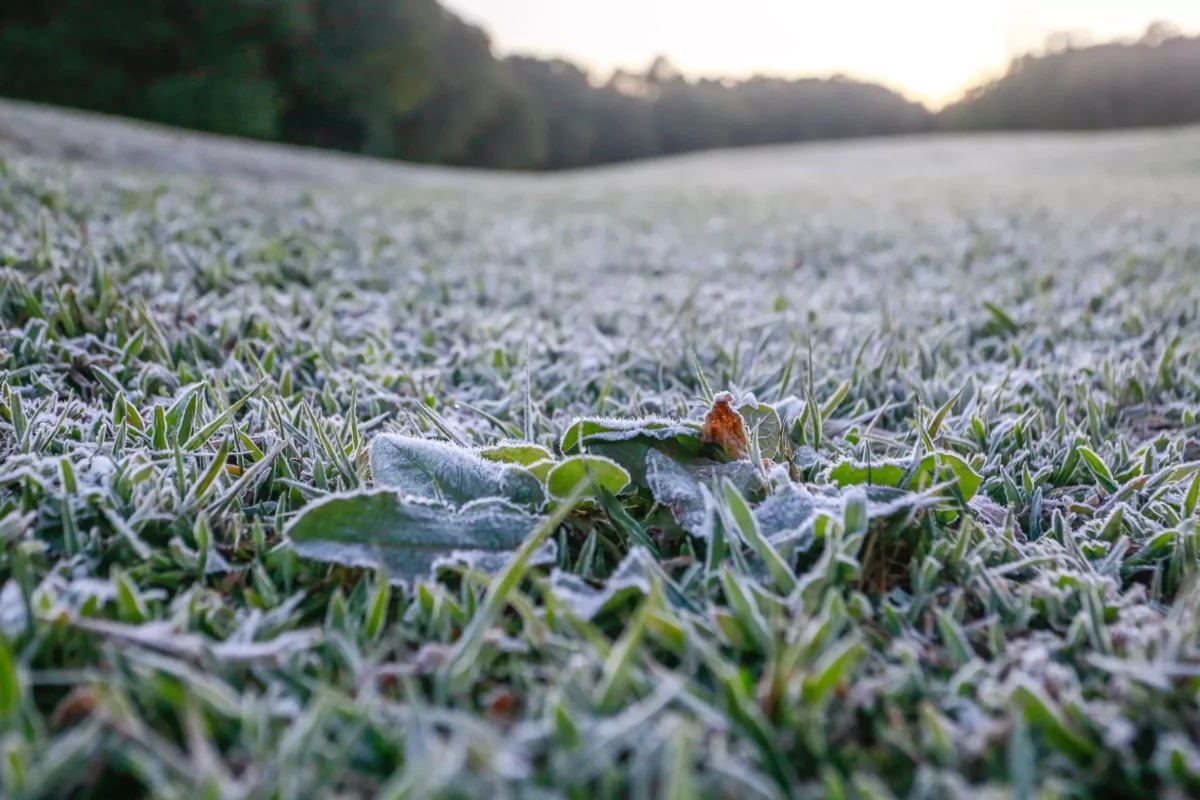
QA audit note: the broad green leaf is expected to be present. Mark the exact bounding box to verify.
[284,490,554,589]
[478,441,554,466]
[737,401,785,461]
[548,547,656,621]
[546,455,630,499]
[645,448,769,541]
[526,459,555,482]
[830,452,982,501]
[370,434,546,510]
[645,448,715,539]
[829,459,910,489]
[561,416,702,456]
[753,486,834,549]
[843,487,869,538]
[935,451,983,501]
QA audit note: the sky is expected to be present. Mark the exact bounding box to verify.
[442,0,1200,106]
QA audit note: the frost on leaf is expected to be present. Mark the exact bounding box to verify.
[737,399,786,462]
[829,451,982,501]
[284,490,554,590]
[548,546,656,620]
[645,448,715,539]
[478,441,554,467]
[754,485,839,547]
[370,434,546,510]
[701,392,749,461]
[560,416,704,487]
[560,416,702,455]
[546,455,631,499]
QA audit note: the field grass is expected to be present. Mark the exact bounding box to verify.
[2,102,1200,799]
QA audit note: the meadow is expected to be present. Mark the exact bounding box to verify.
[2,101,1200,798]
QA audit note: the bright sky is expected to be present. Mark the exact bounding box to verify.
[442,0,1200,106]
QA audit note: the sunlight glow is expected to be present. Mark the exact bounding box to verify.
[443,0,1200,105]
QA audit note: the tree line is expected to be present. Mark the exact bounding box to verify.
[942,22,1200,131]
[1,2,1198,171]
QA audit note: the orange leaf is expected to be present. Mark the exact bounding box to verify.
[701,392,749,461]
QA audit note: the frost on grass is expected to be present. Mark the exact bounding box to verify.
[548,547,657,620]
[370,433,546,510]
[754,485,836,547]
[644,448,718,539]
[5,123,1200,798]
[828,452,983,500]
[284,490,552,589]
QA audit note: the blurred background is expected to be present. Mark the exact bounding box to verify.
[0,0,1197,171]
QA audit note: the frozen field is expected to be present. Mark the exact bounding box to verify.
[2,99,1200,798]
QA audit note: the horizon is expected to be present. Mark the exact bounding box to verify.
[443,0,1200,106]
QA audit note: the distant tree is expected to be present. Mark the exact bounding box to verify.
[15,3,1192,170]
[942,23,1200,131]
[505,58,599,169]
[0,0,291,139]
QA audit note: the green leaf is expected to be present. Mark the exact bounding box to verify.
[1078,446,1120,493]
[370,434,546,510]
[364,575,391,642]
[478,441,554,466]
[820,380,852,421]
[829,459,910,489]
[596,582,660,712]
[183,379,265,451]
[1010,680,1097,763]
[645,448,714,539]
[561,416,702,456]
[721,480,797,594]
[546,455,630,500]
[802,637,867,704]
[548,547,656,620]
[444,483,588,686]
[526,459,555,483]
[753,485,834,550]
[830,452,982,500]
[935,451,983,501]
[284,490,554,590]
[926,385,965,439]
[982,301,1022,337]
[596,487,661,556]
[0,633,19,719]
[719,568,771,653]
[1186,471,1200,518]
[737,401,785,461]
[692,350,715,403]
[842,487,869,539]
